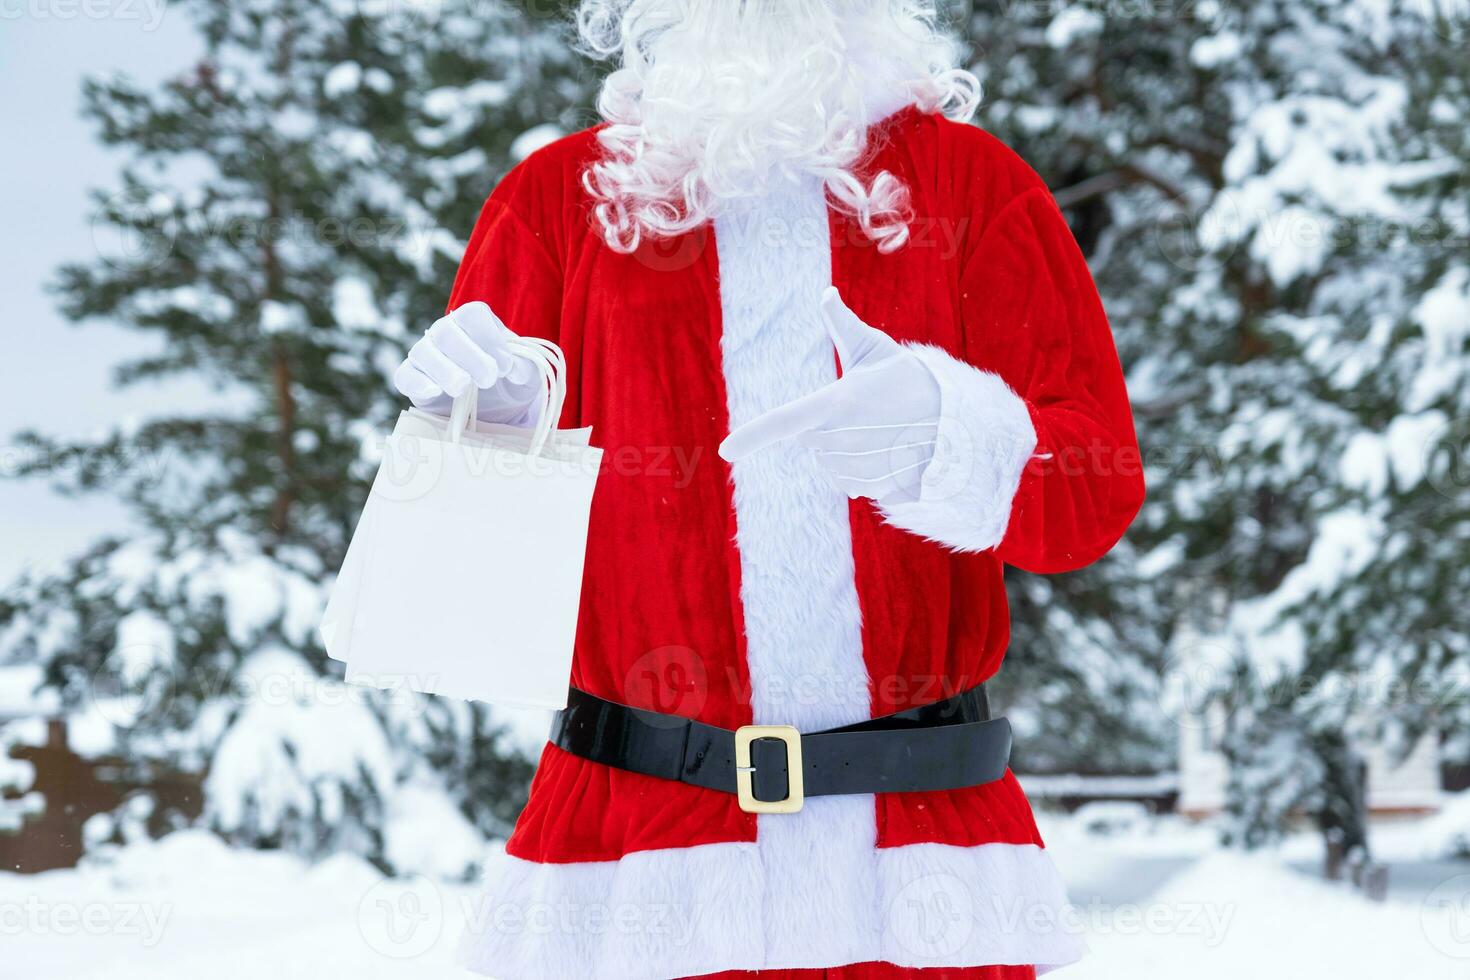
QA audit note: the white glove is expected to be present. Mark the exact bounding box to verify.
[718,287,941,505]
[392,302,544,424]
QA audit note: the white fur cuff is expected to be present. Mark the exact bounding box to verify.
[878,344,1036,553]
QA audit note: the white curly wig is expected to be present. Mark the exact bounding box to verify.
[575,0,980,253]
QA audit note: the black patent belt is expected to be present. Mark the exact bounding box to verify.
[550,684,1012,814]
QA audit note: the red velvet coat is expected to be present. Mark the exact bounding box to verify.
[452,106,1144,979]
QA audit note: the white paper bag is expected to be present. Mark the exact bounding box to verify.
[321,337,601,709]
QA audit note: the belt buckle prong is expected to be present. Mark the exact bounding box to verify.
[734,724,803,814]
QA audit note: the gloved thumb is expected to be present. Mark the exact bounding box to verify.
[820,286,898,371]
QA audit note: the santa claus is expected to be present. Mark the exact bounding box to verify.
[393,2,1144,978]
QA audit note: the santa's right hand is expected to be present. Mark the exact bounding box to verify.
[393,302,543,424]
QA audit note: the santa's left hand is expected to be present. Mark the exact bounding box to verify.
[718,287,942,505]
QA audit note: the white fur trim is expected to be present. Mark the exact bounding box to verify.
[878,344,1037,553]
[458,842,764,980]
[712,176,886,970]
[459,841,1088,979]
[714,177,871,734]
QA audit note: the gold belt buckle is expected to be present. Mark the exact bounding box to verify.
[734,725,804,814]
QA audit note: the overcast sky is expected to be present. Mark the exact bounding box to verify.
[0,7,211,584]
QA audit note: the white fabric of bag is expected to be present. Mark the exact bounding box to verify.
[321,336,601,710]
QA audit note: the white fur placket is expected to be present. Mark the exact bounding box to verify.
[713,174,880,967]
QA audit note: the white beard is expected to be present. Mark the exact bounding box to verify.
[576,0,978,252]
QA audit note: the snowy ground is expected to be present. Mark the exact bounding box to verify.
[1042,815,1470,980]
[4,814,1469,979]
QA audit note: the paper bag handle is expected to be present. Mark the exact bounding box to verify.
[448,336,567,459]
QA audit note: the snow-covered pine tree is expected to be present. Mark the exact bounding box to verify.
[958,0,1469,844]
[0,0,593,873]
[1213,0,1470,848]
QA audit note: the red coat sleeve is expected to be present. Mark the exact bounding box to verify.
[961,186,1145,574]
[445,163,564,345]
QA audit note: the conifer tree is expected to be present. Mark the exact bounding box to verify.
[959,0,1469,844]
[1,0,591,872]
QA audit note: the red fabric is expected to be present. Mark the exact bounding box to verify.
[684,963,1036,979]
[446,108,1143,863]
